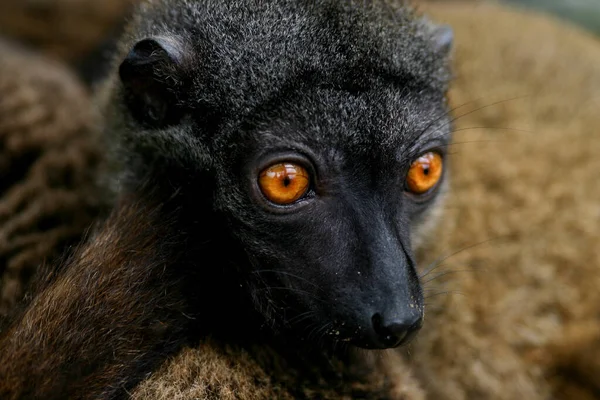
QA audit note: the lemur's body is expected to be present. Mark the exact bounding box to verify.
[0,1,453,398]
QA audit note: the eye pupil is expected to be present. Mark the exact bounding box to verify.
[258,162,310,205]
[406,152,443,195]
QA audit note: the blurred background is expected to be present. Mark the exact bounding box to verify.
[0,0,599,86]
[503,0,600,35]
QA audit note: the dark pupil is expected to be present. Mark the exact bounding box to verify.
[422,165,430,176]
[283,176,291,187]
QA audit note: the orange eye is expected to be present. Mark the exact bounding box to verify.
[406,152,443,195]
[258,163,310,205]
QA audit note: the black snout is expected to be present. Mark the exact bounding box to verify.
[370,311,422,348]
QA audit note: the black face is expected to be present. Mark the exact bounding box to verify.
[210,88,450,350]
[113,0,454,350]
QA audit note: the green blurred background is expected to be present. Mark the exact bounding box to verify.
[501,0,600,36]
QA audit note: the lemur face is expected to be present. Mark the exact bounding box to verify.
[110,0,453,349]
[211,86,450,349]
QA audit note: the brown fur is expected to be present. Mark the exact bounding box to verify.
[133,342,427,399]
[0,0,135,63]
[0,194,193,399]
[0,38,103,316]
[1,1,600,399]
[412,2,600,399]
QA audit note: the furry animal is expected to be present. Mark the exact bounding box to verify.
[0,0,456,398]
[1,1,599,399]
[100,0,454,349]
[131,3,600,399]
[0,194,194,399]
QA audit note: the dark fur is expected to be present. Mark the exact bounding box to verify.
[0,0,453,397]
[100,0,453,346]
[0,193,196,399]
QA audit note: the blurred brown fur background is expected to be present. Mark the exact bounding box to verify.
[0,38,104,316]
[0,0,135,63]
[0,0,598,399]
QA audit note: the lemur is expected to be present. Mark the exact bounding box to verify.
[0,0,454,398]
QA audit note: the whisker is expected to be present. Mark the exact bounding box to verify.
[424,290,467,300]
[254,286,328,304]
[421,267,490,286]
[252,269,321,289]
[315,322,333,348]
[406,95,530,160]
[450,126,534,135]
[422,305,447,313]
[441,139,506,148]
[286,310,317,326]
[418,96,530,147]
[447,95,530,126]
[419,235,508,279]
[416,98,487,145]
[306,321,326,342]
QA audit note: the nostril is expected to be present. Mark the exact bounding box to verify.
[371,313,385,335]
[371,312,422,348]
[371,313,404,347]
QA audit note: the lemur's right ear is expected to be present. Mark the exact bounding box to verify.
[119,36,188,128]
[431,24,453,57]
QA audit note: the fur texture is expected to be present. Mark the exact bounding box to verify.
[0,193,196,399]
[0,0,135,64]
[412,3,600,399]
[0,38,103,317]
[2,2,455,398]
[133,341,427,399]
[132,3,600,399]
[0,1,599,399]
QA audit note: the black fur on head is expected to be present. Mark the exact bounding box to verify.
[100,0,454,350]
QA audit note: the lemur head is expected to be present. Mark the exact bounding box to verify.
[100,0,453,350]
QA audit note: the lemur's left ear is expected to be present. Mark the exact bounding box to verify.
[420,16,454,58]
[431,24,454,57]
[119,36,189,128]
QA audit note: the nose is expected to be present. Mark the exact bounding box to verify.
[370,312,423,348]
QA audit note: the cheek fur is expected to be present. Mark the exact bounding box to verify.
[411,177,449,253]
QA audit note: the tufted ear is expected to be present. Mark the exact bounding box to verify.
[431,24,454,57]
[119,36,188,128]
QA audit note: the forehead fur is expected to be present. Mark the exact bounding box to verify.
[122,0,450,116]
[106,0,453,183]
